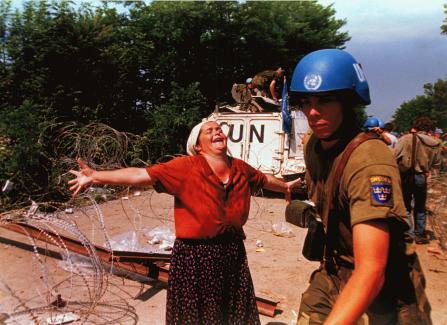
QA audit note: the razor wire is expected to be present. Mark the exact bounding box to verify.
[0,122,277,324]
[0,193,267,324]
[54,122,140,170]
[0,199,112,323]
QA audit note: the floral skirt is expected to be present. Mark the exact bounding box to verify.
[166,233,260,325]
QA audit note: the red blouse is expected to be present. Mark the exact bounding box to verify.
[146,155,266,239]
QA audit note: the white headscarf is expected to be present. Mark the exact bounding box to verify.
[186,120,207,156]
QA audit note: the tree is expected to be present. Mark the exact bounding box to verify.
[442,4,447,35]
[392,96,433,132]
[128,1,349,107]
[2,0,349,125]
[0,100,51,207]
[392,78,447,132]
[143,82,206,160]
[424,79,447,129]
[3,1,150,132]
[0,0,350,207]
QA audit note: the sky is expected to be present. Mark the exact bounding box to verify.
[318,0,447,122]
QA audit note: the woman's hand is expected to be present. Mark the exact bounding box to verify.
[263,175,303,203]
[68,158,95,196]
[68,160,153,196]
[285,178,302,203]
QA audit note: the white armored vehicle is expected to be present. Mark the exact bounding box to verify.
[209,87,309,180]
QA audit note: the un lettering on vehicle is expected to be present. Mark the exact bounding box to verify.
[218,119,281,174]
[220,122,265,144]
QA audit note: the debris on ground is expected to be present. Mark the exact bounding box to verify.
[144,226,175,251]
[108,231,141,251]
[46,312,80,324]
[272,222,295,238]
[58,252,95,274]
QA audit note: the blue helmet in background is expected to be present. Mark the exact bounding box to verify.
[364,117,379,130]
[378,119,385,129]
[290,49,371,105]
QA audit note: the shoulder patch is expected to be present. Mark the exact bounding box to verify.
[370,175,393,207]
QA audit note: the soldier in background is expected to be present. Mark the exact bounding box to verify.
[251,67,284,101]
[363,117,393,146]
[382,122,398,149]
[395,117,442,244]
[289,49,431,324]
[231,79,264,112]
[441,132,447,173]
[231,78,255,103]
[433,128,442,140]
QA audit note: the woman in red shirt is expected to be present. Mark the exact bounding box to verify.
[69,120,300,325]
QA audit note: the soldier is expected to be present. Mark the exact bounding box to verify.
[231,78,264,112]
[395,117,442,244]
[363,116,380,131]
[363,117,393,146]
[382,122,398,149]
[289,49,431,324]
[268,67,285,102]
[251,67,284,101]
[433,128,442,140]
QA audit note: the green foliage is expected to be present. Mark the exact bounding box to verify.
[424,79,447,129]
[392,96,433,132]
[392,78,447,132]
[2,1,147,132]
[442,4,447,35]
[0,0,349,207]
[143,82,206,160]
[129,1,349,105]
[1,0,348,128]
[0,100,52,207]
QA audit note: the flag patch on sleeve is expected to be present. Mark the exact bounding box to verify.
[370,176,393,206]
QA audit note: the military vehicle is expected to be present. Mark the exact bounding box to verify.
[207,83,309,180]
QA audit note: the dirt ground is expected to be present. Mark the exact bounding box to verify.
[0,177,446,324]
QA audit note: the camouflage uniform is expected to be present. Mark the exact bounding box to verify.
[298,134,432,325]
[251,70,283,98]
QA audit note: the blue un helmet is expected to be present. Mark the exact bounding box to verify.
[378,119,385,129]
[364,117,379,130]
[290,49,371,105]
